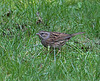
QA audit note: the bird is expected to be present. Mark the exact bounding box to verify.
[36,31,84,50]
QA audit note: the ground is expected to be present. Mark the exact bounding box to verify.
[0,0,100,81]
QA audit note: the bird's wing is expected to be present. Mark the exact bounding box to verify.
[48,32,71,42]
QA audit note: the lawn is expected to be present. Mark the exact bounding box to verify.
[0,0,100,81]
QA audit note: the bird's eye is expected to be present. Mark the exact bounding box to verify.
[41,33,44,35]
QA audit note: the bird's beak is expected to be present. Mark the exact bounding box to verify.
[36,33,39,35]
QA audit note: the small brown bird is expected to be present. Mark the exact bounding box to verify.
[36,31,84,49]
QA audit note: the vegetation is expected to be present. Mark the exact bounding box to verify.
[0,0,100,80]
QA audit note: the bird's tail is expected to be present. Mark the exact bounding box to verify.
[71,32,85,37]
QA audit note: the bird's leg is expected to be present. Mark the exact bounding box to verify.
[56,48,61,56]
[53,47,56,62]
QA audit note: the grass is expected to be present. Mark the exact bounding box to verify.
[0,0,100,81]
